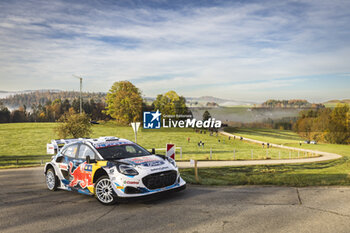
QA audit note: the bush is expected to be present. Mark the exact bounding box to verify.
[55,110,92,138]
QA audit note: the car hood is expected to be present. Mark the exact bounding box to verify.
[119,155,169,168]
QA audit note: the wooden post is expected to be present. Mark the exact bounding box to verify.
[194,160,199,183]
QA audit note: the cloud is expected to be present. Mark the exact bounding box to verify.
[0,0,349,102]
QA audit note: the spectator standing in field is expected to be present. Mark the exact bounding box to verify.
[267,143,270,148]
[262,143,265,148]
[187,137,190,143]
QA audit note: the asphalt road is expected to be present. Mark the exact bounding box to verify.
[1,167,350,233]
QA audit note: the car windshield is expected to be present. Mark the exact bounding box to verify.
[96,144,151,160]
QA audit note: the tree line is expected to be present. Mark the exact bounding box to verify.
[0,90,106,108]
[54,81,191,138]
[0,98,108,123]
[0,81,191,125]
[294,104,350,144]
[260,99,324,109]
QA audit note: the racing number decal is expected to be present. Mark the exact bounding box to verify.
[68,162,93,189]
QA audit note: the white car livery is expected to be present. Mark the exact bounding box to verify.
[44,136,186,205]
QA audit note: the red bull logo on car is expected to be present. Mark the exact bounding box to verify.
[69,162,93,189]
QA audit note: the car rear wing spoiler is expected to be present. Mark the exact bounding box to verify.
[46,138,89,154]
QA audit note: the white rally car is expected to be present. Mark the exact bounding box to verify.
[44,136,186,205]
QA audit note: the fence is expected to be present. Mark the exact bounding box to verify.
[148,146,319,161]
[0,158,52,167]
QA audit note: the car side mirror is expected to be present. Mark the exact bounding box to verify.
[86,155,91,164]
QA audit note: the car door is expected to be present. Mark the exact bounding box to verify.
[57,144,79,184]
[68,143,96,193]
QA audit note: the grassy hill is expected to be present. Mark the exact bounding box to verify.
[181,127,350,186]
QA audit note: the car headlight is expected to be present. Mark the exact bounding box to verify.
[167,157,177,168]
[117,164,139,176]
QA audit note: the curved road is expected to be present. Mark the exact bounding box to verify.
[1,167,350,233]
[177,131,342,168]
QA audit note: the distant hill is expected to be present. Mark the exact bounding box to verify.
[190,96,229,103]
[324,99,350,104]
[134,95,256,107]
[186,96,256,107]
[0,90,106,108]
[257,99,325,109]
[323,99,350,107]
[0,89,61,99]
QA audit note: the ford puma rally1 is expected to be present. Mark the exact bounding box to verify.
[44,136,186,204]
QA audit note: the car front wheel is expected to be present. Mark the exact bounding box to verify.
[95,176,118,205]
[46,168,58,191]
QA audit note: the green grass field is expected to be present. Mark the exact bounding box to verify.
[181,127,350,186]
[2,123,350,187]
[0,123,309,168]
[224,127,350,157]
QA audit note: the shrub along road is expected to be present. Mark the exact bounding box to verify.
[1,167,350,233]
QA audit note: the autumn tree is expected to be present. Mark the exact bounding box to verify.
[55,109,92,138]
[326,104,349,144]
[295,104,350,144]
[104,81,143,125]
[152,91,190,117]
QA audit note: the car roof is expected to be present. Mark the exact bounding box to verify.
[59,136,135,150]
[89,138,134,149]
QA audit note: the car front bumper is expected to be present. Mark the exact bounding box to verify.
[112,177,186,198]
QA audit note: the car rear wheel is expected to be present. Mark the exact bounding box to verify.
[95,176,118,205]
[46,168,58,191]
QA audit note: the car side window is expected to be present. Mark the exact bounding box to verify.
[63,144,78,158]
[78,145,96,160]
